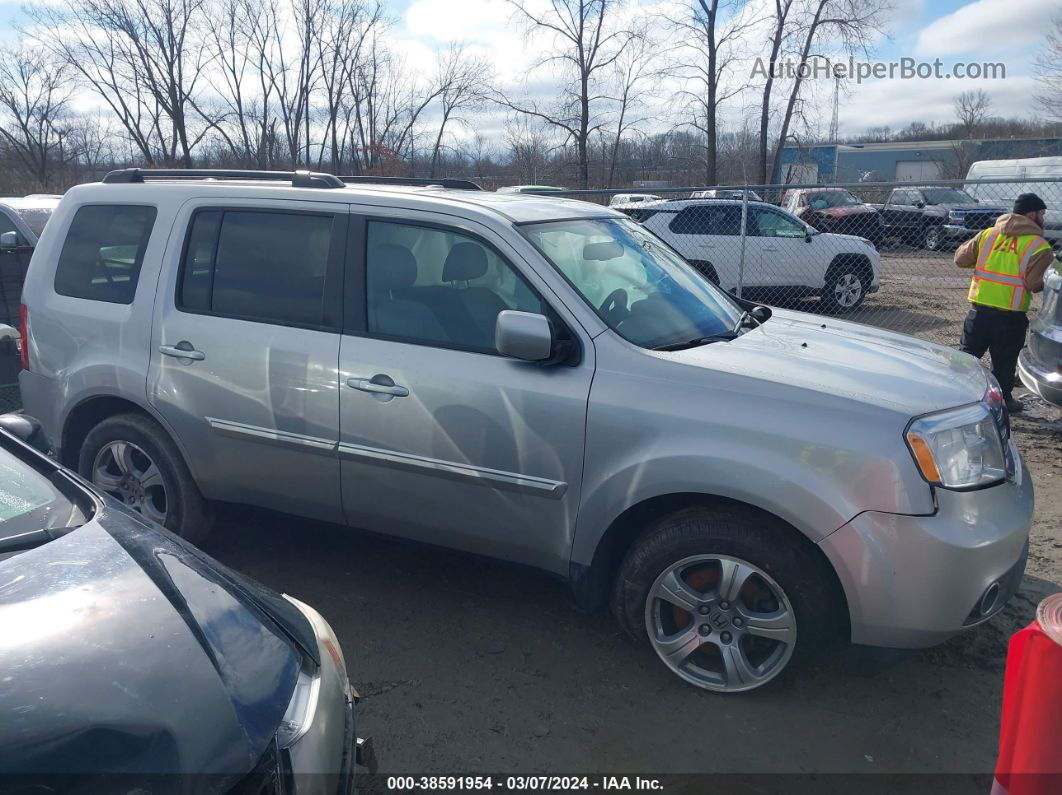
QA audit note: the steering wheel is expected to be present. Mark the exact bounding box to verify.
[599,288,629,323]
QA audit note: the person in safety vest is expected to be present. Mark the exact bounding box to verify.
[954,193,1054,413]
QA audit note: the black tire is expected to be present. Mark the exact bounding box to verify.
[819,260,870,314]
[689,260,720,285]
[78,412,213,544]
[923,224,944,251]
[611,505,842,692]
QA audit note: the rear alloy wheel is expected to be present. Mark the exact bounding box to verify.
[78,412,213,543]
[645,554,796,692]
[92,440,169,525]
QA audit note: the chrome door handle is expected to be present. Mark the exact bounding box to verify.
[762,246,778,252]
[347,377,409,398]
[159,343,205,361]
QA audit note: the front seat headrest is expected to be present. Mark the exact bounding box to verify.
[370,244,418,290]
[442,242,488,283]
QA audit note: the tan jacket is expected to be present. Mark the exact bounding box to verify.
[954,213,1054,294]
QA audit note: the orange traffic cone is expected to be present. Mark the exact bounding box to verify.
[992,593,1062,795]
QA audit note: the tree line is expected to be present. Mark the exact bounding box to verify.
[1,0,1060,195]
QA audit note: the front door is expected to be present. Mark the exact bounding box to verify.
[337,213,594,574]
[0,209,32,328]
[147,199,348,523]
[748,206,821,290]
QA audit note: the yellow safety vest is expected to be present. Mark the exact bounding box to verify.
[968,227,1051,312]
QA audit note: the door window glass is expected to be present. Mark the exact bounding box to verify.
[53,205,157,304]
[179,210,334,327]
[365,221,544,352]
[750,209,807,238]
[669,206,742,236]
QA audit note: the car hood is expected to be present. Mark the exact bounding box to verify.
[670,309,988,415]
[814,205,878,218]
[0,507,303,783]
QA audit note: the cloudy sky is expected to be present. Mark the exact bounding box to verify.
[0,0,1057,141]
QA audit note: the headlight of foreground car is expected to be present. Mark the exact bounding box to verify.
[279,595,348,748]
[906,401,1006,490]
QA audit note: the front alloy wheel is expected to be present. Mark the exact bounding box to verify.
[645,554,797,692]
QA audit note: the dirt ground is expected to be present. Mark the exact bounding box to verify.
[199,392,1062,788]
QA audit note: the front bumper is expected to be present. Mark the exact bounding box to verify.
[942,224,980,241]
[818,456,1034,648]
[1018,348,1062,408]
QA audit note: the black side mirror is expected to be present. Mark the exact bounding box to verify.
[914,201,925,209]
[0,413,51,454]
[805,230,813,243]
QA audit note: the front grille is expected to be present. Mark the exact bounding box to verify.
[962,212,996,230]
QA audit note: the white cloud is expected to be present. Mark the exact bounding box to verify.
[913,0,1058,57]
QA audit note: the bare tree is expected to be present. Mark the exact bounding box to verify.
[755,0,797,184]
[505,114,554,184]
[768,0,889,184]
[500,0,633,188]
[668,0,755,184]
[29,0,212,166]
[1034,14,1062,123]
[603,28,656,187]
[953,89,992,139]
[0,47,75,188]
[428,45,492,178]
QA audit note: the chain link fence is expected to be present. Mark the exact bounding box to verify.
[549,177,1062,347]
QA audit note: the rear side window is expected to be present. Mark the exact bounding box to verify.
[179,210,337,327]
[669,205,742,236]
[53,205,157,304]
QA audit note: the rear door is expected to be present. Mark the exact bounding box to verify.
[147,199,347,523]
[336,211,594,574]
[665,205,747,290]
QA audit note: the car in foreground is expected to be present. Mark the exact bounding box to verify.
[1019,263,1062,407]
[19,168,1032,694]
[870,186,1007,251]
[0,413,372,788]
[628,197,880,312]
[782,187,884,244]
[1,195,61,328]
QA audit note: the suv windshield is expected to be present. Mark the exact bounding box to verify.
[521,217,742,349]
[808,191,862,209]
[921,188,977,205]
[0,443,84,547]
[13,207,54,238]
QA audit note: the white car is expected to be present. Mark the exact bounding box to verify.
[689,188,763,202]
[633,199,880,312]
[608,193,661,209]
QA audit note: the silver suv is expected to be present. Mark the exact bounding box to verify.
[19,169,1033,693]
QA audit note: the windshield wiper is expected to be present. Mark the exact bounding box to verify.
[0,525,77,554]
[652,332,739,351]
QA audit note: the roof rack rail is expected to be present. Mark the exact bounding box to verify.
[337,175,483,191]
[102,168,345,189]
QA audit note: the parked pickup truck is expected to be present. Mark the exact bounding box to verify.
[871,186,1007,251]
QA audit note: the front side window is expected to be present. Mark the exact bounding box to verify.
[807,191,861,209]
[750,208,807,238]
[53,205,156,303]
[179,210,335,327]
[365,221,544,352]
[522,217,741,350]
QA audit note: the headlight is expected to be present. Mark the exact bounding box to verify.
[277,595,348,749]
[277,668,320,748]
[948,210,963,222]
[906,402,1006,490]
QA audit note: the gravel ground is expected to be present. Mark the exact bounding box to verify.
[200,395,1062,787]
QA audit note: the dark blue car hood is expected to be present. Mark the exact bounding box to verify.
[0,506,303,785]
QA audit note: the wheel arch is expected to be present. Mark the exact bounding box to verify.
[570,490,850,640]
[60,393,201,484]
[826,252,874,282]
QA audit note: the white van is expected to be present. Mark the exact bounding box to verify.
[965,157,1062,247]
